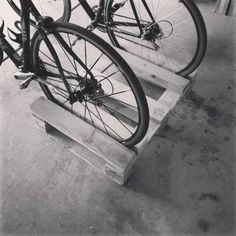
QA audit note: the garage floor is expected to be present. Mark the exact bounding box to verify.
[0,1,235,235]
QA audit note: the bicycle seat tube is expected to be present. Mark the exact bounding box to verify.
[93,0,105,25]
[20,0,31,72]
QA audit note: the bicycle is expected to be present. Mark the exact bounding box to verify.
[0,0,150,147]
[7,0,208,77]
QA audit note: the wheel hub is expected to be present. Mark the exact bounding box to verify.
[69,78,104,105]
[142,20,173,42]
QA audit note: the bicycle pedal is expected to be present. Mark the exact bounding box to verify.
[14,71,35,80]
[19,76,35,89]
[14,71,36,89]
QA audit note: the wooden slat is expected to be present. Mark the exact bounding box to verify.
[30,97,136,174]
[115,47,190,94]
[135,90,181,152]
[227,0,236,16]
[215,0,231,15]
[39,124,128,184]
[101,96,138,127]
[33,119,107,170]
[92,31,191,94]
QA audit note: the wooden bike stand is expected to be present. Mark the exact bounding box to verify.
[31,48,196,185]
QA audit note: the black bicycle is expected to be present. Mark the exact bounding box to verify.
[0,0,149,147]
[7,0,208,77]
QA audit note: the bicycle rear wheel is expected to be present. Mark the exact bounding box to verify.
[7,0,71,26]
[31,22,149,147]
[105,0,207,77]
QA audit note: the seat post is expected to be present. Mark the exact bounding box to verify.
[19,0,31,72]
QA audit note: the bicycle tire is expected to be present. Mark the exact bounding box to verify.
[31,22,149,147]
[0,48,3,66]
[105,0,207,77]
[7,0,71,26]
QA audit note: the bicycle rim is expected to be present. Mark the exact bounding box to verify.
[31,23,149,147]
[0,48,3,66]
[7,0,71,26]
[105,0,207,76]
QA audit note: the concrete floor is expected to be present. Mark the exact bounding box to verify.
[0,1,235,235]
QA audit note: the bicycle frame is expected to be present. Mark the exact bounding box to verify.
[78,0,155,38]
[0,0,42,70]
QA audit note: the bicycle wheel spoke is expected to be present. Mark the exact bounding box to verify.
[103,105,134,135]
[40,60,79,80]
[39,50,80,81]
[115,33,154,50]
[84,40,87,68]
[94,104,109,135]
[55,34,81,75]
[112,14,149,25]
[81,102,124,140]
[86,89,131,102]
[67,33,80,78]
[158,5,184,21]
[85,100,95,126]
[97,70,120,83]
[88,52,104,72]
[52,88,68,101]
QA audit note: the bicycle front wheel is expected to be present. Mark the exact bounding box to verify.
[7,0,71,26]
[105,0,207,76]
[31,22,149,147]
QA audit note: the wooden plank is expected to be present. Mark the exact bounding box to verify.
[89,69,180,122]
[98,75,173,122]
[30,97,136,176]
[47,125,108,171]
[101,96,138,127]
[114,47,191,94]
[227,0,236,16]
[147,90,181,122]
[135,89,181,152]
[215,0,231,15]
[30,85,188,183]
[38,123,128,184]
[91,31,191,94]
